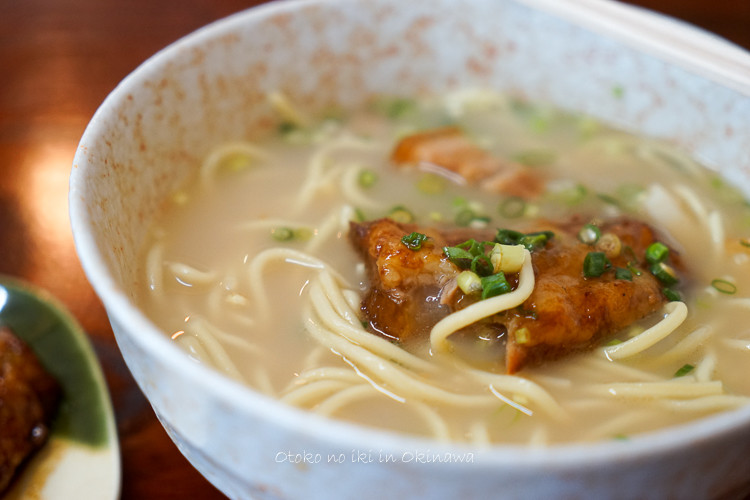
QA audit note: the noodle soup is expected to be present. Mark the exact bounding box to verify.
[138,90,750,445]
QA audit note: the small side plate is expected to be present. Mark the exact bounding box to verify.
[0,276,120,499]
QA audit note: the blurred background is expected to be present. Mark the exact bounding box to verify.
[1,0,748,497]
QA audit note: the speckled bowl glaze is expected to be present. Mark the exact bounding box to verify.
[70,0,750,498]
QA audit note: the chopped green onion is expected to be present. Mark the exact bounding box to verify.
[278,121,298,135]
[650,262,679,285]
[376,97,417,119]
[471,255,494,277]
[645,242,670,264]
[604,338,623,347]
[446,239,527,277]
[520,232,552,251]
[452,196,469,209]
[499,197,527,218]
[512,149,556,166]
[455,209,490,227]
[271,227,294,241]
[596,193,623,209]
[709,176,747,204]
[490,244,526,273]
[529,115,550,134]
[627,262,643,277]
[469,215,491,228]
[294,227,313,241]
[495,229,526,246]
[616,184,645,209]
[711,279,737,295]
[613,434,629,441]
[614,267,633,281]
[558,183,588,206]
[597,193,621,208]
[480,272,511,299]
[454,209,475,227]
[674,364,695,378]
[271,227,311,242]
[583,252,611,278]
[612,85,625,99]
[219,152,255,173]
[358,169,378,188]
[457,271,483,295]
[578,116,600,139]
[623,245,637,261]
[401,232,429,250]
[514,327,530,345]
[353,207,367,222]
[740,237,750,248]
[444,246,475,269]
[578,223,601,245]
[663,288,681,302]
[596,233,622,258]
[388,205,414,223]
[416,173,446,194]
[622,245,643,276]
[496,229,553,252]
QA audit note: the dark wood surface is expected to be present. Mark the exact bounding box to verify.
[1,1,748,498]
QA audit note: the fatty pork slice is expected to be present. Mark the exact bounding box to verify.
[390,126,545,198]
[350,217,674,373]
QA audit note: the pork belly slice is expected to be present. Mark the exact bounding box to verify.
[391,126,545,198]
[350,217,677,373]
[0,326,61,494]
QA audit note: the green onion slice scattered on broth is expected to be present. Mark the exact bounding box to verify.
[271,227,313,242]
[416,173,446,194]
[358,169,378,188]
[498,196,526,218]
[711,279,737,295]
[512,149,557,167]
[388,205,415,223]
[271,227,294,241]
[674,364,695,378]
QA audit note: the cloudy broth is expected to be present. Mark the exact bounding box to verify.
[137,91,750,444]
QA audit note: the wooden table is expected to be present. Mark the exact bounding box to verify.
[1,1,748,498]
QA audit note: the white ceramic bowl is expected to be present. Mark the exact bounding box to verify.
[70,0,750,498]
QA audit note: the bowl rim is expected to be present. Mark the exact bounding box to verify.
[69,0,750,471]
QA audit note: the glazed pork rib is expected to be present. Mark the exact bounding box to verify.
[0,326,61,493]
[350,217,678,373]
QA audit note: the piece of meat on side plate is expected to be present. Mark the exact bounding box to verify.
[0,326,61,494]
[350,216,685,373]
